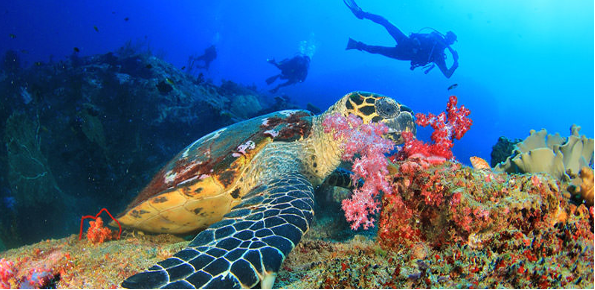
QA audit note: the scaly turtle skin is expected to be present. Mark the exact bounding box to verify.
[118,91,416,288]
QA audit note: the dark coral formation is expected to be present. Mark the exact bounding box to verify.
[490,136,522,167]
[0,48,289,249]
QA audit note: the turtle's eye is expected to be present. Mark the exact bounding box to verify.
[375,97,400,119]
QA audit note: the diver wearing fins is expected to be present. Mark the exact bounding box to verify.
[344,0,459,78]
[265,54,310,93]
[188,45,217,71]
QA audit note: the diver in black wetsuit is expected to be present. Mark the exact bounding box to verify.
[344,0,459,78]
[265,54,310,93]
[189,45,217,71]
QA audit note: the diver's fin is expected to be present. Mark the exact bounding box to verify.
[346,38,362,51]
[343,0,364,19]
[266,75,279,85]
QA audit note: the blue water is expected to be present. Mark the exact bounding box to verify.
[0,1,593,247]
[2,0,593,164]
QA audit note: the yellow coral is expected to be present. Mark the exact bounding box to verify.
[570,167,594,206]
[495,125,594,181]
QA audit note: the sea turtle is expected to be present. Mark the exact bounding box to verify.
[117,91,416,288]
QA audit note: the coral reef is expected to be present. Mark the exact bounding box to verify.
[375,160,593,288]
[0,160,592,288]
[79,208,122,245]
[84,217,117,245]
[491,136,522,167]
[495,125,594,181]
[569,167,594,206]
[399,95,472,162]
[275,161,594,289]
[0,234,186,289]
[322,113,394,230]
[0,257,56,289]
[76,103,108,154]
[0,45,591,290]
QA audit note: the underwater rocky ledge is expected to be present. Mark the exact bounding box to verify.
[0,47,300,251]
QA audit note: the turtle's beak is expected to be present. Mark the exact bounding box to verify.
[380,112,416,145]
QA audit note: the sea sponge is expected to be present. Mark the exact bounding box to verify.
[569,167,594,206]
[495,125,594,181]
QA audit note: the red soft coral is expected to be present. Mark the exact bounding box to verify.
[86,217,116,244]
[323,113,395,230]
[399,95,472,161]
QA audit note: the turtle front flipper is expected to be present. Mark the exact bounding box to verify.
[324,167,355,189]
[121,172,314,289]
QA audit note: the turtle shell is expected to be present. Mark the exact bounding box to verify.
[116,110,314,234]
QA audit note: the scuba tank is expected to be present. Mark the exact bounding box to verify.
[409,27,449,72]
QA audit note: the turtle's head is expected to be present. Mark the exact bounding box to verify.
[329,91,416,144]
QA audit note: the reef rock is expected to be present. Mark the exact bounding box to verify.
[490,136,522,167]
[230,94,263,119]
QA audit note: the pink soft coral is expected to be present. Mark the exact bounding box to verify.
[0,258,15,288]
[0,258,54,289]
[323,113,395,230]
[399,95,472,161]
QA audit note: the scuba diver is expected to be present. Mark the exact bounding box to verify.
[265,54,311,93]
[188,45,217,71]
[344,0,459,78]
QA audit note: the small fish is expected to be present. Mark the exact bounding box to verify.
[165,78,174,85]
[470,156,490,170]
[34,61,42,66]
[124,17,129,21]
[93,25,99,32]
[447,84,458,91]
[73,47,80,53]
[9,33,16,39]
[145,64,152,69]
[181,66,186,70]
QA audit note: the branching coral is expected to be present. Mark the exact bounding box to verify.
[79,208,122,244]
[85,217,116,244]
[322,113,394,230]
[398,95,472,162]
